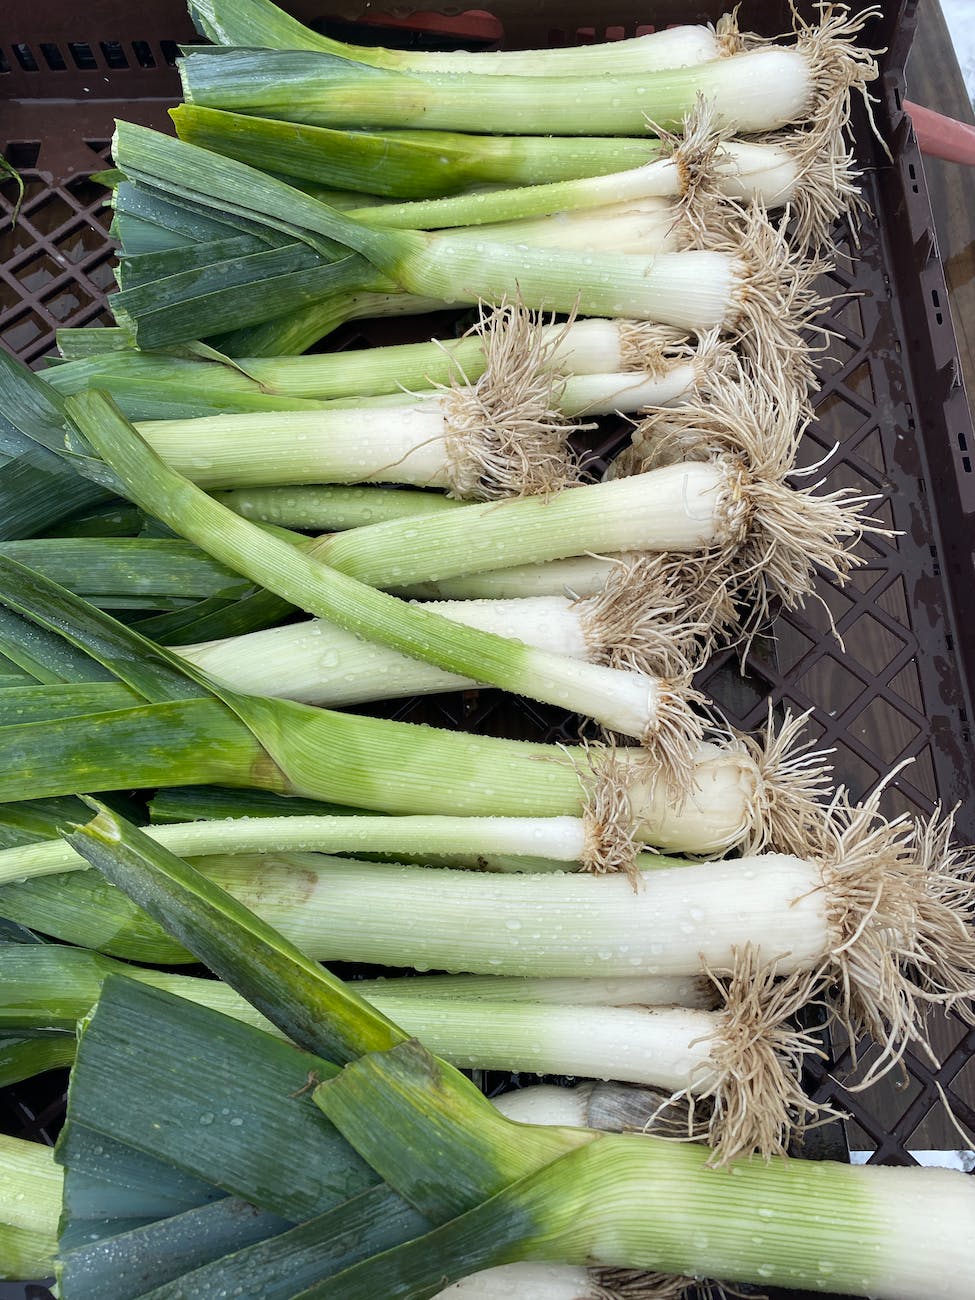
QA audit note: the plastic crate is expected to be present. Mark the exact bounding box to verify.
[2,3,974,1298]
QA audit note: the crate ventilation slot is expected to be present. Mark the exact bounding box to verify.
[1,39,180,73]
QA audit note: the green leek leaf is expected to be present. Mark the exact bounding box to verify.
[67,804,404,1063]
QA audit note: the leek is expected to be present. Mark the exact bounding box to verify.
[64,804,975,1300]
[172,105,670,198]
[128,305,594,502]
[0,546,823,857]
[302,376,884,619]
[0,1133,60,1281]
[0,813,691,887]
[0,698,825,859]
[133,397,580,499]
[391,555,673,601]
[111,124,820,348]
[0,939,824,1163]
[66,389,709,779]
[317,1114,975,1300]
[189,0,724,76]
[176,578,711,705]
[178,15,878,139]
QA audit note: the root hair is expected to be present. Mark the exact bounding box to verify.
[440,299,587,500]
[735,707,834,856]
[592,1270,716,1300]
[703,205,828,398]
[578,553,706,680]
[661,97,742,247]
[618,322,694,374]
[714,8,744,57]
[580,740,641,883]
[728,4,883,249]
[640,674,709,808]
[771,127,868,253]
[790,4,885,157]
[626,367,896,637]
[820,789,975,1083]
[690,946,835,1166]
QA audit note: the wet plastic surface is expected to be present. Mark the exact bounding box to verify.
[2,3,974,1297]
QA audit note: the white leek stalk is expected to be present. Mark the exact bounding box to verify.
[177,565,712,705]
[386,215,805,336]
[354,997,744,1098]
[433,1263,604,1299]
[0,1133,61,1282]
[491,1079,677,1130]
[136,395,579,500]
[174,597,632,706]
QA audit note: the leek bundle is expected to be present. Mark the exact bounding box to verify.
[130,319,587,502]
[44,803,975,1300]
[0,942,824,1164]
[110,123,823,356]
[0,530,826,859]
[291,374,886,625]
[3,764,969,1100]
[50,388,715,779]
[175,549,729,703]
[91,377,868,636]
[172,97,863,257]
[6,792,967,1088]
[178,10,878,142]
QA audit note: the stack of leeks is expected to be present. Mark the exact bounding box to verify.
[4,2,975,1298]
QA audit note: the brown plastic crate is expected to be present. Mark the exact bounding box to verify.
[2,3,974,1298]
